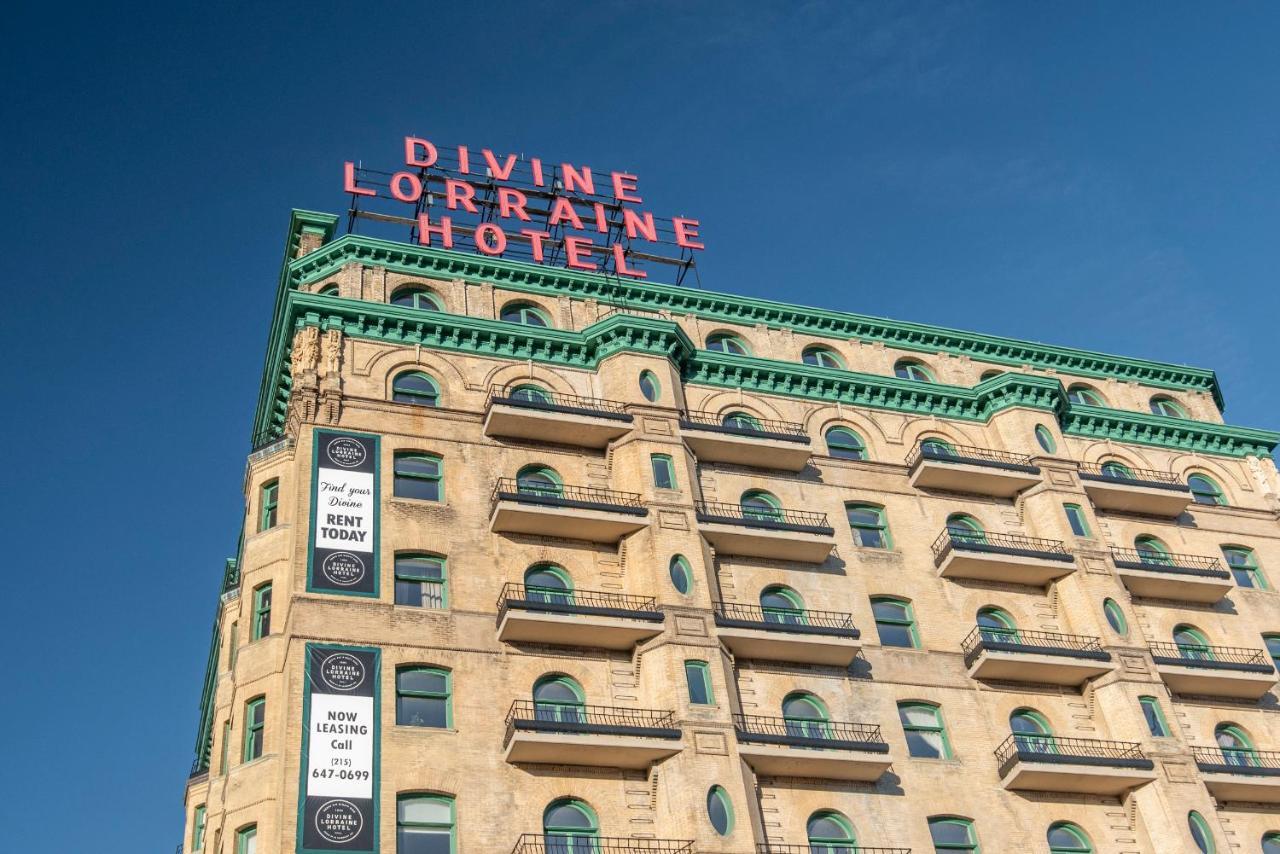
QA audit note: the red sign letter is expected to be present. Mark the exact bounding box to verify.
[611,172,642,203]
[498,187,531,221]
[474,223,508,255]
[560,164,595,195]
[389,172,423,202]
[611,243,647,279]
[404,137,437,168]
[547,197,585,230]
[622,210,657,242]
[481,149,518,181]
[672,217,705,250]
[343,162,376,197]
[444,179,479,213]
[563,236,598,271]
[417,214,454,248]
[520,229,551,262]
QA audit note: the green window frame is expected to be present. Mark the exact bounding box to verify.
[706,785,734,836]
[760,585,806,625]
[1100,459,1134,479]
[1010,708,1055,754]
[928,816,978,851]
[1103,598,1128,636]
[802,346,845,369]
[684,660,714,705]
[219,719,231,774]
[946,513,986,545]
[500,302,551,327]
[807,810,855,852]
[899,702,951,759]
[1215,723,1260,767]
[251,583,271,641]
[639,370,661,402]
[1063,503,1090,537]
[532,676,586,723]
[1174,624,1214,661]
[1264,634,1280,671]
[515,464,562,498]
[543,798,597,843]
[825,426,866,460]
[976,607,1018,643]
[740,489,783,522]
[1135,535,1172,566]
[894,360,934,382]
[1189,474,1227,506]
[668,555,692,595]
[524,563,573,606]
[242,697,265,762]
[390,285,443,311]
[921,437,957,458]
[722,410,761,431]
[235,825,257,854]
[651,454,677,490]
[706,332,749,355]
[1263,831,1280,854]
[847,503,891,549]
[317,283,339,296]
[1188,811,1215,854]
[509,383,552,404]
[258,479,279,531]
[397,793,455,853]
[1149,396,1188,418]
[1223,546,1266,589]
[192,805,206,851]
[1067,385,1106,406]
[396,667,451,728]
[394,452,443,501]
[871,597,919,648]
[782,691,832,740]
[1047,822,1092,853]
[1139,696,1169,737]
[392,370,441,407]
[395,554,447,608]
[1034,424,1057,453]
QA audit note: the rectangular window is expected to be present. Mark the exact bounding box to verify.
[242,697,265,762]
[684,660,713,705]
[394,555,446,608]
[219,720,231,774]
[871,598,919,648]
[259,480,279,531]
[1063,503,1090,537]
[847,504,890,549]
[192,805,206,850]
[396,667,451,728]
[651,454,677,490]
[236,826,257,854]
[251,584,272,641]
[1140,696,1169,737]
[398,794,455,853]
[394,453,443,501]
[899,703,951,759]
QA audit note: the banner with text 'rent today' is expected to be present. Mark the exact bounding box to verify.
[308,430,379,596]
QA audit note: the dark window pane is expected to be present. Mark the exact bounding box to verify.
[855,529,885,548]
[905,731,943,758]
[395,478,440,501]
[396,580,424,606]
[876,623,915,648]
[399,670,447,694]
[397,696,446,727]
[396,457,440,477]
[397,829,452,854]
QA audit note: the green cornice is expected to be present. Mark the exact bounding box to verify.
[282,227,1224,410]
[1061,403,1279,459]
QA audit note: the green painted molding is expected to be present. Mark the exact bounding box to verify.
[282,225,1224,409]
[1061,402,1279,458]
[191,617,221,773]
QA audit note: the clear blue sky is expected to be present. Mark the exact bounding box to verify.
[3,2,1278,849]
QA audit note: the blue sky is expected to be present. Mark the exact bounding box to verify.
[2,2,1278,849]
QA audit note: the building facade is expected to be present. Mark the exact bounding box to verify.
[182,209,1280,854]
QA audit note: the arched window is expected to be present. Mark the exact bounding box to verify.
[760,585,806,625]
[390,285,443,311]
[722,411,762,432]
[1263,831,1280,854]
[1103,599,1128,636]
[394,553,446,608]
[977,606,1018,643]
[1173,624,1214,661]
[1100,459,1135,479]
[397,794,455,852]
[927,816,978,851]
[782,692,831,740]
[394,453,443,501]
[1223,546,1266,589]
[1215,723,1259,767]
[1139,696,1169,737]
[1189,474,1227,506]
[542,798,597,848]
[516,465,562,498]
[894,359,934,382]
[500,302,550,326]
[1188,811,1215,854]
[395,667,450,728]
[946,513,986,545]
[740,489,783,522]
[872,597,919,648]
[802,346,845,369]
[1010,707,1055,754]
[1134,535,1172,566]
[807,810,855,852]
[1035,424,1057,453]
[509,383,552,404]
[317,283,339,296]
[825,427,866,460]
[1265,634,1280,671]
[638,370,661,402]
[705,786,734,836]
[847,503,891,548]
[532,676,585,724]
[706,332,749,355]
[524,564,572,606]
[392,371,440,407]
[920,437,957,459]
[1067,384,1107,406]
[899,702,950,758]
[668,555,693,595]
[1150,396,1188,418]
[1047,822,1093,853]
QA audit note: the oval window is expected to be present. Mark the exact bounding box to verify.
[669,555,692,595]
[706,786,733,836]
[1034,424,1056,453]
[639,371,660,402]
[1103,599,1128,636]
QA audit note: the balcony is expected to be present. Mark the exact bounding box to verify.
[484,386,633,448]
[695,501,835,563]
[1150,643,1278,699]
[757,846,909,854]
[1079,463,1192,517]
[734,713,892,781]
[932,530,1076,586]
[1194,746,1280,803]
[995,734,1156,795]
[1111,548,1233,603]
[907,442,1042,497]
[962,627,1114,687]
[490,479,649,543]
[510,836,694,853]
[713,602,860,666]
[503,701,682,769]
[496,583,664,650]
[679,410,812,471]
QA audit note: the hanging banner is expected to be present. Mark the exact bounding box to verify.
[308,429,379,597]
[299,644,381,853]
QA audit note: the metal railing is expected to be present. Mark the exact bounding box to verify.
[1193,746,1280,776]
[695,500,833,534]
[906,442,1037,472]
[510,835,694,854]
[504,700,679,747]
[492,479,647,514]
[758,845,910,854]
[1078,462,1187,490]
[1149,642,1273,671]
[497,583,661,622]
[734,713,887,751]
[680,409,809,442]
[931,528,1073,565]
[995,734,1151,777]
[713,601,858,638]
[1110,548,1228,578]
[961,627,1108,668]
[488,385,631,420]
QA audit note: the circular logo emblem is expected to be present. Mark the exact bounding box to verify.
[326,437,366,468]
[315,799,363,844]
[321,552,366,587]
[319,652,366,692]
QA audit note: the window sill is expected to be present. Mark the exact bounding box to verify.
[393,724,457,733]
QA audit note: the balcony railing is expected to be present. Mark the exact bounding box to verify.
[995,734,1151,778]
[713,601,858,638]
[510,835,694,854]
[734,713,887,752]
[1149,643,1274,672]
[492,479,647,515]
[1078,463,1186,491]
[695,500,833,534]
[679,410,808,442]
[931,529,1073,565]
[1193,746,1280,777]
[906,442,1038,473]
[504,700,679,747]
[497,583,662,623]
[961,627,1108,669]
[1110,548,1229,578]
[757,845,910,854]
[488,385,632,420]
